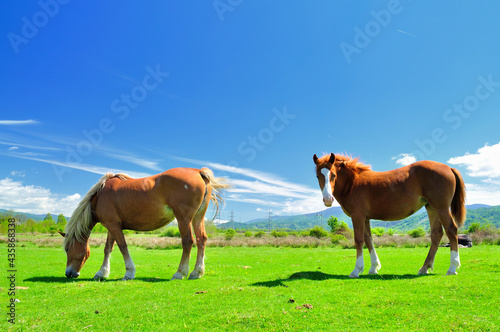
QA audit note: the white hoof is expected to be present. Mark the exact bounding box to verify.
[171,272,184,280]
[94,270,110,280]
[368,265,380,275]
[446,270,458,276]
[122,272,135,280]
[349,273,359,278]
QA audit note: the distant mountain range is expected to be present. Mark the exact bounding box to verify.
[0,209,59,221]
[218,204,500,232]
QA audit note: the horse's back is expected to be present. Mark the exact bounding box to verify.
[352,160,456,220]
[94,168,207,230]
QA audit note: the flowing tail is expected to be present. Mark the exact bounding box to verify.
[451,168,466,227]
[63,173,119,247]
[200,167,230,220]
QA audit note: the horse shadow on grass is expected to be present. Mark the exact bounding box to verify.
[251,271,425,287]
[23,276,170,283]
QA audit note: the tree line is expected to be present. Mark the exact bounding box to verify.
[0,212,67,235]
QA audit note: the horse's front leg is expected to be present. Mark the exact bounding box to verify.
[349,215,366,278]
[107,226,135,280]
[94,231,115,280]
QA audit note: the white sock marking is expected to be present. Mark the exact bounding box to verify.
[447,250,460,275]
[350,254,364,278]
[369,249,381,274]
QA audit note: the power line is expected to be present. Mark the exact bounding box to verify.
[230,209,235,229]
[268,210,272,232]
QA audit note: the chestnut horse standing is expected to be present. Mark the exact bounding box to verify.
[61,167,228,280]
[313,153,466,278]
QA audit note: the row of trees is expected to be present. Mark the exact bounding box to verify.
[0,213,66,235]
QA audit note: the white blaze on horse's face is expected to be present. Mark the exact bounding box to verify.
[320,167,334,207]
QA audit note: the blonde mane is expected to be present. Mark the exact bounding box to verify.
[64,173,129,248]
[334,154,372,173]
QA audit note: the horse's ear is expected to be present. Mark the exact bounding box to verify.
[329,153,336,164]
[58,231,66,237]
[313,154,319,165]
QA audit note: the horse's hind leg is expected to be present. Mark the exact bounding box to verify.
[364,219,381,274]
[189,205,209,280]
[172,216,194,280]
[418,205,443,275]
[94,231,115,280]
[435,208,460,275]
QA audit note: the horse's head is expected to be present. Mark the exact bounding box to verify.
[313,153,337,207]
[59,231,90,278]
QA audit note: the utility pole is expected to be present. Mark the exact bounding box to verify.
[315,213,324,228]
[230,209,235,230]
[268,210,272,232]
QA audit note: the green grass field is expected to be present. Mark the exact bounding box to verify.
[2,242,499,331]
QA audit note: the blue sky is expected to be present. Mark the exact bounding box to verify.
[1,1,500,222]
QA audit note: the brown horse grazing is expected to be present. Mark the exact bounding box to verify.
[313,153,466,278]
[60,167,228,280]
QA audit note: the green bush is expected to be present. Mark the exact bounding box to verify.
[408,227,426,238]
[467,222,481,234]
[372,227,385,237]
[225,229,237,240]
[387,229,395,236]
[160,227,180,238]
[309,226,328,238]
[205,221,217,237]
[331,234,347,245]
[271,230,288,238]
[244,231,253,237]
[327,216,340,233]
[254,230,266,238]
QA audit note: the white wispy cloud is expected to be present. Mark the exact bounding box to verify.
[172,156,317,195]
[170,155,328,216]
[0,140,62,152]
[5,153,151,179]
[2,132,160,177]
[10,170,26,177]
[0,119,38,125]
[105,153,162,171]
[448,142,500,179]
[463,182,500,206]
[0,177,81,215]
[392,153,417,166]
[397,29,416,37]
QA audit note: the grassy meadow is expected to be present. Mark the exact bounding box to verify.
[2,237,499,331]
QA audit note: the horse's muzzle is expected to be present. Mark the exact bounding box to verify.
[323,196,334,207]
[65,268,80,278]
